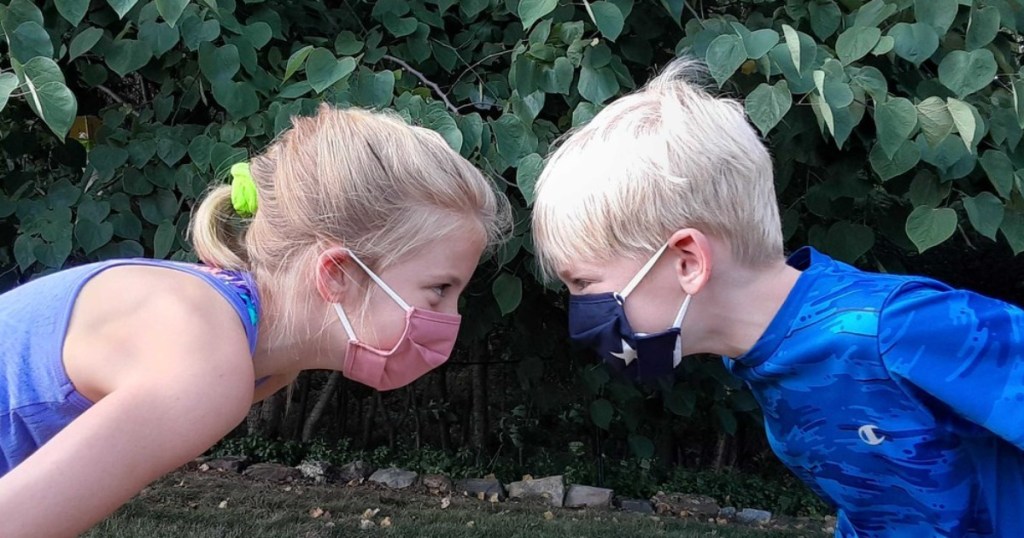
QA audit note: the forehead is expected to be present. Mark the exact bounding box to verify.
[557,252,646,281]
[384,222,486,278]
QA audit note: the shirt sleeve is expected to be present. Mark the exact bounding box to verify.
[878,281,1024,451]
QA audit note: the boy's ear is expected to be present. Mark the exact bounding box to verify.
[666,229,712,295]
[315,246,355,303]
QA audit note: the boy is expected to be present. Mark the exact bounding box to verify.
[532,57,1024,537]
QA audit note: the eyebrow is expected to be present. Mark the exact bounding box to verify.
[426,274,464,287]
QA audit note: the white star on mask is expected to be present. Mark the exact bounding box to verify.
[610,338,638,365]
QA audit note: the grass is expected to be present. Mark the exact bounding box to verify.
[83,471,830,538]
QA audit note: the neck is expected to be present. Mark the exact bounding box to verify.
[250,307,348,377]
[687,258,802,358]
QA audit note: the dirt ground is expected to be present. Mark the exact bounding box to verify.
[81,469,833,538]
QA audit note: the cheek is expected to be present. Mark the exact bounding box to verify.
[354,291,408,349]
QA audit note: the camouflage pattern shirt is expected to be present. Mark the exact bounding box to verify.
[727,247,1024,537]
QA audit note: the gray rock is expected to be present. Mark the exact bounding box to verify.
[202,456,248,473]
[652,492,720,517]
[421,474,454,494]
[617,499,654,514]
[719,506,737,519]
[242,463,302,482]
[736,508,772,525]
[338,460,374,483]
[508,475,565,507]
[454,478,507,500]
[296,460,334,483]
[564,485,614,508]
[369,467,418,489]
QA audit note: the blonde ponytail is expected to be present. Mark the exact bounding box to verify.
[190,184,250,270]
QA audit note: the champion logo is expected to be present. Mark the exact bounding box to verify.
[858,424,886,446]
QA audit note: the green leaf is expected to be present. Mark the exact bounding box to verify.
[243,22,272,49]
[154,219,177,258]
[664,387,696,417]
[305,48,356,93]
[69,27,104,60]
[705,34,746,87]
[915,0,959,34]
[1000,205,1024,255]
[422,106,463,152]
[918,134,974,179]
[106,0,140,19]
[872,35,895,55]
[916,96,954,147]
[516,153,543,206]
[906,206,958,252]
[742,29,779,60]
[55,0,88,26]
[180,15,220,51]
[10,22,53,63]
[808,0,842,40]
[869,139,921,181]
[964,192,1004,241]
[23,77,77,139]
[854,0,897,28]
[157,137,187,166]
[210,142,248,178]
[590,1,624,41]
[745,80,792,135]
[518,0,557,29]
[382,13,418,37]
[199,43,240,84]
[0,0,44,34]
[492,272,523,315]
[105,39,153,77]
[590,399,613,430]
[1015,79,1024,130]
[825,221,875,263]
[188,135,214,170]
[849,66,888,100]
[75,217,114,254]
[13,235,37,271]
[283,45,314,82]
[946,98,978,151]
[155,0,188,27]
[578,63,619,104]
[939,49,997,98]
[352,68,395,108]
[836,26,881,66]
[139,19,180,57]
[908,170,949,208]
[211,81,259,119]
[966,5,1001,51]
[874,97,918,159]
[781,24,802,74]
[628,434,655,459]
[979,151,1014,199]
[539,56,574,95]
[0,73,18,112]
[888,22,939,67]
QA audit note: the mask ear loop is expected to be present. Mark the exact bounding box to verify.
[618,242,671,302]
[332,250,412,342]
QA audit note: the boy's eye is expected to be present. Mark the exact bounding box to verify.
[572,279,592,291]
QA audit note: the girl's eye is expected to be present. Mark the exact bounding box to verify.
[432,284,451,297]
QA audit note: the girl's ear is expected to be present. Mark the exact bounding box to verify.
[666,228,713,296]
[315,246,355,303]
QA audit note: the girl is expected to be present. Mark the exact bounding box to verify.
[0,104,508,537]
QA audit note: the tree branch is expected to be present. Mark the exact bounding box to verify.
[383,54,459,115]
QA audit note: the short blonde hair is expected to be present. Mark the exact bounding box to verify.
[532,57,782,280]
[191,104,510,343]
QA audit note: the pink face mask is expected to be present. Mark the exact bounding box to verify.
[332,251,461,391]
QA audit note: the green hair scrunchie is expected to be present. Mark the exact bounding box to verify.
[230,162,258,218]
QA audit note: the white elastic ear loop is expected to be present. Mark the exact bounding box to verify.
[672,294,692,328]
[671,294,691,367]
[345,250,411,311]
[620,242,670,299]
[333,303,357,341]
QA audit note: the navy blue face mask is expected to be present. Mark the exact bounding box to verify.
[567,243,691,381]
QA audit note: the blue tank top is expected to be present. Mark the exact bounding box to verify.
[0,259,261,477]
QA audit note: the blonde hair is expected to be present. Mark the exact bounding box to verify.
[191,104,510,343]
[532,57,782,280]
